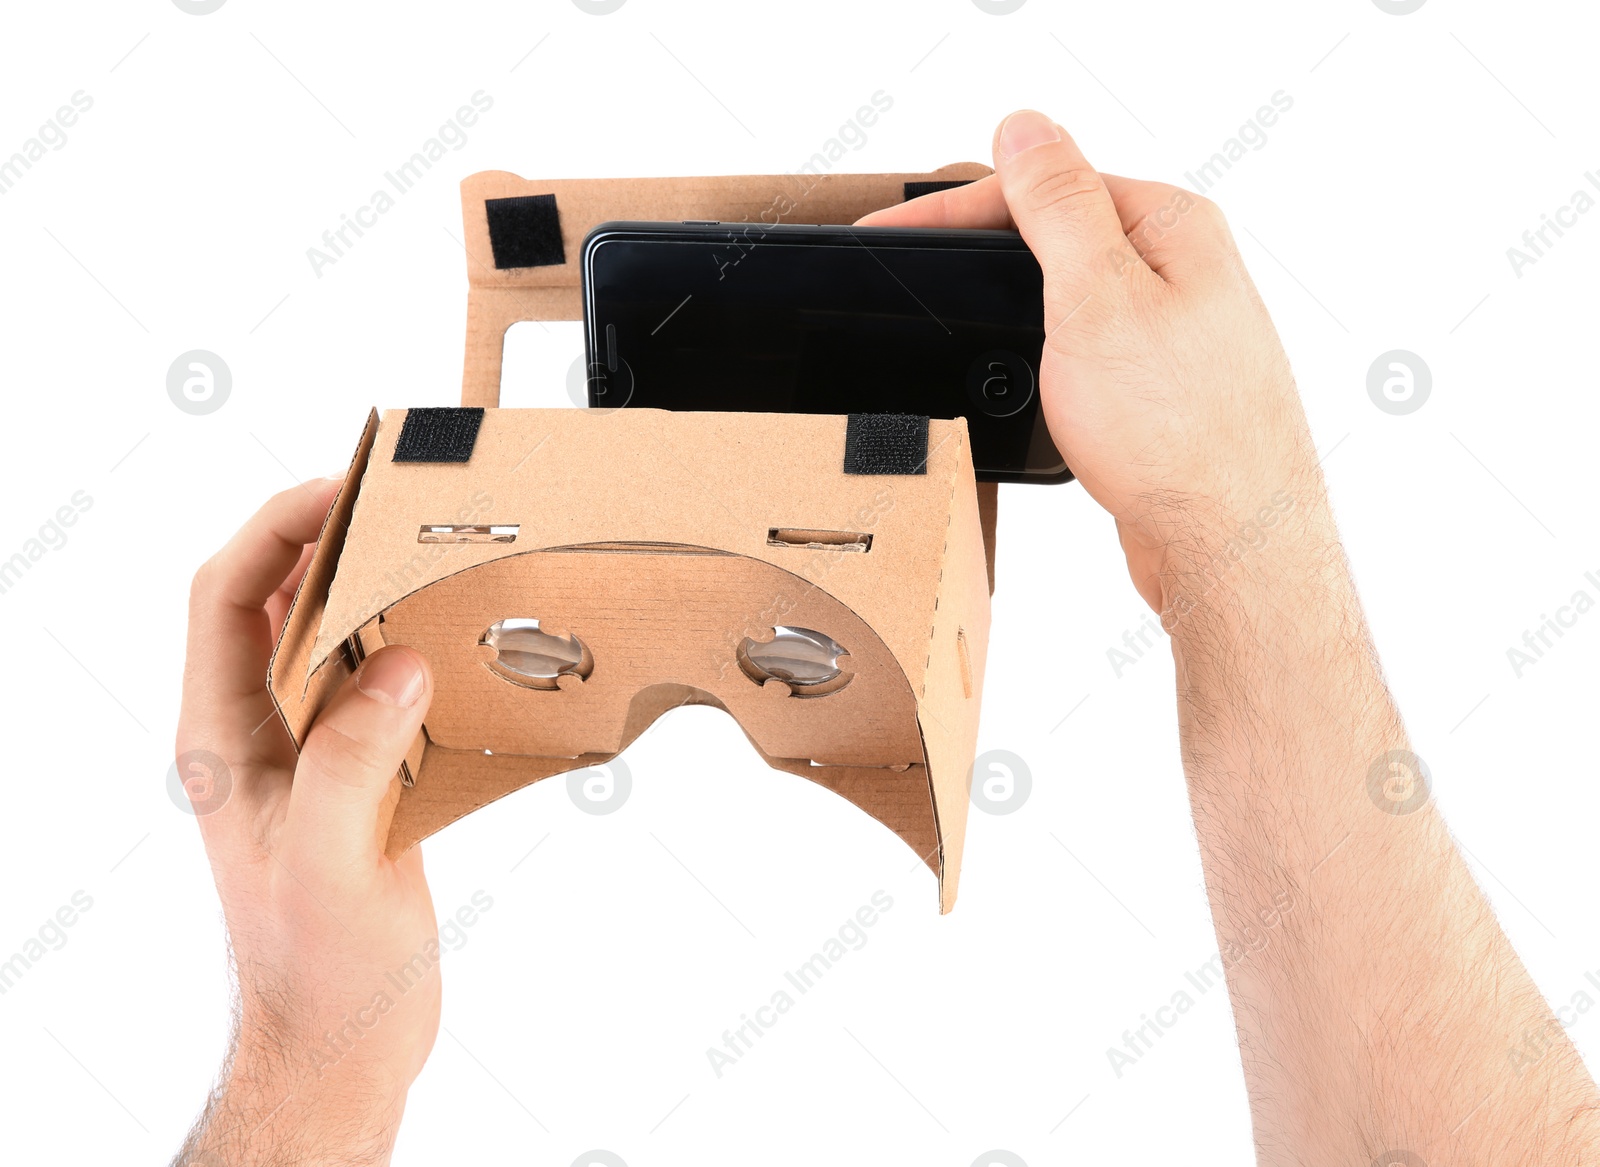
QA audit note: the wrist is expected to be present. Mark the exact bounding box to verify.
[1151,467,1344,639]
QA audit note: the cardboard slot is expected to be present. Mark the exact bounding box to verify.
[767,527,873,553]
[956,627,973,700]
[419,524,520,544]
[810,759,912,772]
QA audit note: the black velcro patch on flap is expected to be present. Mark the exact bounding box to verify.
[485,193,566,269]
[903,179,975,202]
[394,407,485,463]
[843,414,929,476]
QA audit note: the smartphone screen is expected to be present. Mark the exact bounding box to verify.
[581,222,1068,483]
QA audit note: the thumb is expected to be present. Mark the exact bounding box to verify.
[286,645,432,870]
[990,110,1132,322]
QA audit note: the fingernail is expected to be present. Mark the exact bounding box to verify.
[358,648,426,707]
[998,110,1061,161]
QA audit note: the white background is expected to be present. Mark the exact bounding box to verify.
[1,1,1596,1163]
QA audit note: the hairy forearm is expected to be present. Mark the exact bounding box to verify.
[1165,484,1600,1164]
[175,1019,405,1167]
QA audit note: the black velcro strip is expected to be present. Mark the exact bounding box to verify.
[394,407,484,463]
[903,179,975,202]
[843,414,929,476]
[485,193,566,269]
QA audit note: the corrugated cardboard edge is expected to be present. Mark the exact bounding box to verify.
[916,422,991,912]
[386,732,941,885]
[975,481,998,595]
[267,409,380,748]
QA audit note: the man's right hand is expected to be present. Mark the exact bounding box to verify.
[867,111,1600,1166]
[860,109,1325,615]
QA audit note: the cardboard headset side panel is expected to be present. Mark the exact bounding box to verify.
[269,167,997,910]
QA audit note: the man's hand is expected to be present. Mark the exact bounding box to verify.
[860,109,1320,613]
[174,480,438,1167]
[868,112,1600,1164]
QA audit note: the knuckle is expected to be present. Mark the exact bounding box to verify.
[1187,194,1228,232]
[302,721,387,789]
[1128,189,1225,249]
[1019,164,1106,214]
[188,556,221,608]
[1042,282,1146,361]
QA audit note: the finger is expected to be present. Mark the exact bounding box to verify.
[285,646,432,872]
[1101,174,1235,283]
[185,479,341,702]
[855,173,1012,229]
[178,478,341,814]
[989,111,1133,319]
[266,540,317,642]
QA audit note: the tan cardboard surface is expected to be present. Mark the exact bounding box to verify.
[382,551,924,766]
[314,409,971,701]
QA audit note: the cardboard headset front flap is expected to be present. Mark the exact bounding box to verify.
[270,166,998,911]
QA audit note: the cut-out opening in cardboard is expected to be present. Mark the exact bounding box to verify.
[737,625,853,696]
[499,320,583,409]
[420,524,520,544]
[479,618,593,689]
[767,528,873,552]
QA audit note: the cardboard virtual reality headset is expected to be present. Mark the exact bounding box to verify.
[269,164,999,911]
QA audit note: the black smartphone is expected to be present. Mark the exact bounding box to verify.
[579,220,1069,484]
